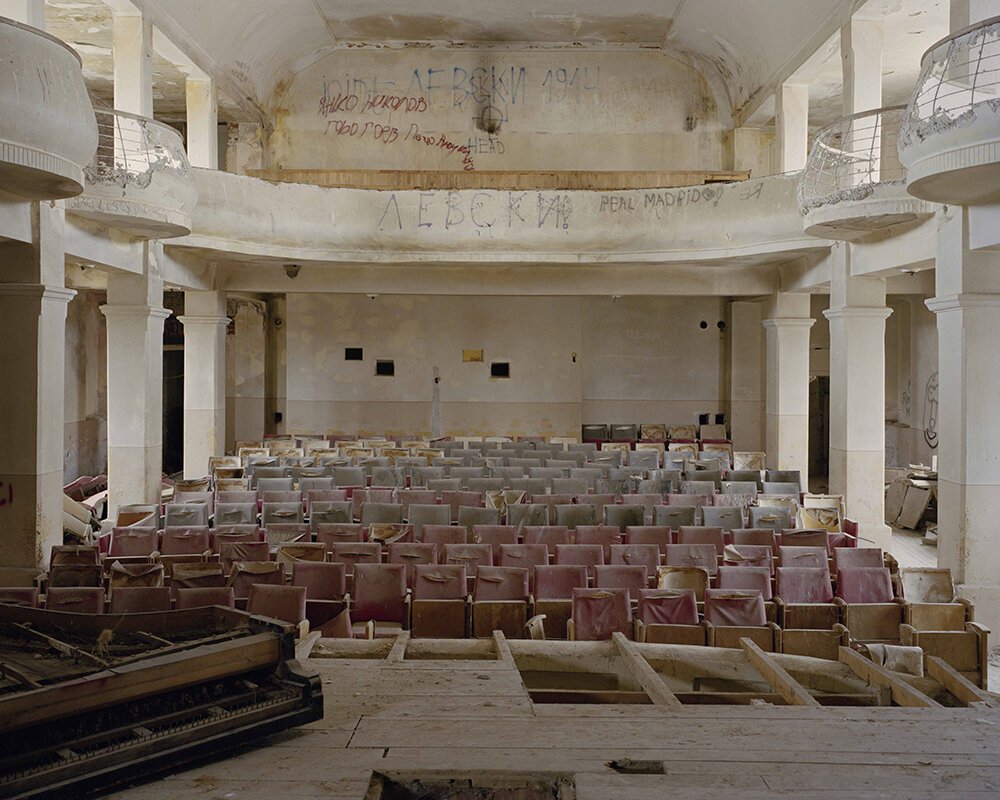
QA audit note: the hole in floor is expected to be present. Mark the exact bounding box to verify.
[366,771,576,800]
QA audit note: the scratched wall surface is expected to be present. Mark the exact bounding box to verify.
[283,294,729,437]
[268,49,724,172]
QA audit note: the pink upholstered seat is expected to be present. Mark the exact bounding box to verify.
[397,489,438,518]
[227,561,286,600]
[570,588,632,640]
[247,583,307,626]
[422,524,468,547]
[609,544,660,577]
[471,525,518,557]
[619,494,662,525]
[781,529,830,552]
[722,544,774,574]
[109,526,159,557]
[573,493,615,520]
[594,565,647,594]
[836,567,894,604]
[664,543,718,576]
[413,564,468,600]
[473,566,530,602]
[169,562,226,599]
[211,526,261,551]
[352,488,396,521]
[833,547,883,572]
[175,586,236,609]
[45,586,105,613]
[717,565,772,600]
[677,525,726,556]
[554,544,604,579]
[109,586,172,614]
[351,563,408,624]
[775,566,834,604]
[704,588,767,627]
[522,525,571,552]
[292,561,347,601]
[625,526,673,553]
[160,526,211,556]
[497,543,549,590]
[534,565,588,599]
[316,523,365,549]
[219,541,269,576]
[388,542,439,587]
[779,546,828,570]
[440,490,484,522]
[304,489,347,515]
[637,588,698,626]
[0,587,39,607]
[329,541,382,574]
[574,525,624,558]
[442,543,493,576]
[731,528,777,549]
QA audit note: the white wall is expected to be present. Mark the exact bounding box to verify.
[63,289,107,482]
[886,295,938,468]
[268,49,726,172]
[225,297,267,449]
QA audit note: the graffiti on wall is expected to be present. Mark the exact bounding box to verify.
[923,372,938,449]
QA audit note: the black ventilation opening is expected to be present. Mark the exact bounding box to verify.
[345,347,363,361]
[490,362,510,378]
[376,360,394,376]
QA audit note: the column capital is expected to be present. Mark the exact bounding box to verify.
[822,306,892,321]
[177,314,230,327]
[762,317,815,331]
[0,284,76,303]
[925,293,1000,314]
[100,304,171,320]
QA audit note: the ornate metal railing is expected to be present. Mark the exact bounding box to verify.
[797,106,906,214]
[900,15,1000,149]
[84,108,190,189]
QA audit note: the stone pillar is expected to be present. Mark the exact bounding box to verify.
[179,291,228,478]
[824,243,893,550]
[101,248,168,515]
[0,0,45,27]
[775,83,809,173]
[112,8,153,117]
[730,300,765,452]
[763,293,814,486]
[185,77,218,170]
[841,17,883,117]
[0,203,74,584]
[926,206,1000,631]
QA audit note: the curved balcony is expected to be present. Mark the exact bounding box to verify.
[65,109,197,238]
[900,16,1000,205]
[0,17,97,199]
[798,106,934,241]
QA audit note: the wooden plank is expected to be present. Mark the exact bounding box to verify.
[611,631,683,708]
[387,631,409,663]
[926,655,998,708]
[838,646,941,708]
[492,630,515,665]
[740,637,820,707]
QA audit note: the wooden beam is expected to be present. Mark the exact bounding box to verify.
[493,630,515,665]
[740,638,821,707]
[838,646,941,708]
[387,631,409,663]
[926,655,999,708]
[612,632,683,708]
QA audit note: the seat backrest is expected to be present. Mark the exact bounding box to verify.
[594,565,647,593]
[160,526,211,555]
[261,490,303,505]
[247,583,307,625]
[704,589,767,627]
[442,543,493,574]
[654,505,696,528]
[309,501,354,530]
[0,587,39,607]
[216,489,257,506]
[555,503,596,529]
[351,563,407,623]
[656,566,710,601]
[571,588,632,640]
[228,561,285,598]
[701,505,743,531]
[765,469,801,490]
[457,505,501,530]
[422,524,468,547]
[413,564,468,600]
[262,501,304,526]
[371,466,404,487]
[257,477,294,494]
[522,525,571,550]
[468,477,504,494]
[677,526,726,556]
[833,547,883,572]
[728,469,763,488]
[722,544,774,574]
[779,545,828,569]
[664,543,718,575]
[721,480,758,498]
[717,565,772,600]
[554,544,605,575]
[609,544,660,575]
[473,566,530,601]
[109,586,172,614]
[637,588,698,625]
[507,503,548,528]
[109,526,159,557]
[314,523,363,549]
[174,490,214,512]
[775,566,833,604]
[732,528,778,549]
[575,524,624,552]
[388,542,438,586]
[329,541,382,571]
[45,586,105,613]
[215,502,257,526]
[497,544,549,583]
[175,586,236,609]
[333,466,366,487]
[219,541,268,574]
[358,501,403,529]
[164,502,209,528]
[397,489,438,515]
[836,567,894,604]
[408,504,452,536]
[471,525,518,555]
[625,526,673,553]
[551,477,588,496]
[749,506,793,532]
[534,564,588,599]
[603,504,645,532]
[681,480,716,497]
[411,467,445,487]
[900,567,956,603]
[781,529,830,551]
[300,477,336,492]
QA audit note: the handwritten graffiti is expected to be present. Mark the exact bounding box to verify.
[541,67,600,103]
[318,91,428,118]
[324,119,401,144]
[923,372,938,449]
[376,191,573,232]
[467,134,505,155]
[405,124,475,170]
[0,480,12,508]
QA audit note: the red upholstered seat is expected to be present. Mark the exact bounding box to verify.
[109,526,158,557]
[422,525,468,547]
[594,565,647,593]
[227,561,285,600]
[45,586,105,613]
[473,566,529,602]
[704,588,767,627]
[413,564,468,600]
[351,563,408,624]
[0,587,39,607]
[247,583,307,626]
[836,567,894,604]
[779,546,828,569]
[522,525,571,552]
[677,525,726,556]
[731,528,778,549]
[717,565,772,600]
[570,588,632,641]
[175,586,236,609]
[471,525,518,557]
[609,544,660,576]
[833,547,883,572]
[664,543,718,576]
[625,526,674,553]
[575,525,624,558]
[722,544,774,574]
[109,586,171,614]
[637,588,698,626]
[388,542,438,587]
[316,523,365,549]
[534,565,588,600]
[160,526,211,556]
[554,544,604,579]
[776,567,833,604]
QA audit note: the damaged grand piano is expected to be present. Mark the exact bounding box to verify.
[0,603,322,798]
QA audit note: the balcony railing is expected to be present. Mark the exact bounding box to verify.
[797,106,906,215]
[901,15,1000,149]
[85,109,190,189]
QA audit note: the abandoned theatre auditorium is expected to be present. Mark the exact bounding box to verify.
[3,0,1000,798]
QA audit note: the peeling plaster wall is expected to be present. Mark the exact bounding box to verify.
[63,289,107,482]
[282,294,728,438]
[268,50,725,172]
[225,298,268,449]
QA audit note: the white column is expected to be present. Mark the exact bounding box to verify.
[0,0,44,27]
[113,9,153,118]
[762,293,814,487]
[185,77,218,169]
[730,300,765,452]
[101,248,168,515]
[841,18,883,117]
[775,83,809,173]
[179,291,228,478]
[926,206,1000,632]
[824,243,893,550]
[0,203,74,584]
